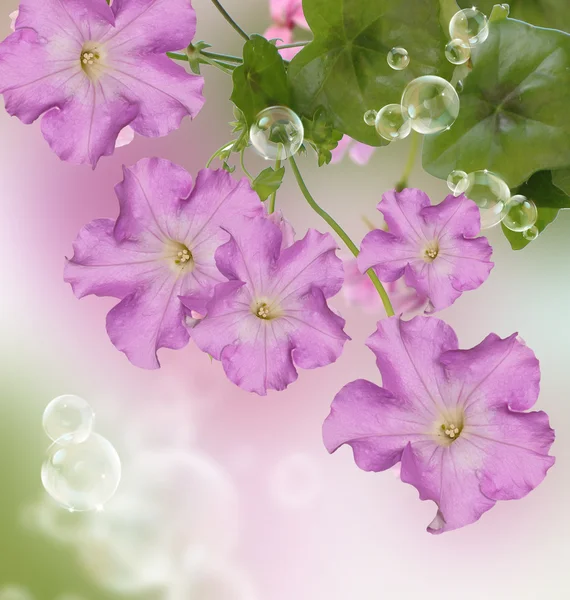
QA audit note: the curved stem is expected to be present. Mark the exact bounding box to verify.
[240,149,253,182]
[210,0,249,41]
[166,52,235,74]
[276,41,309,49]
[289,155,395,317]
[396,132,421,191]
[206,141,234,168]
[268,158,282,214]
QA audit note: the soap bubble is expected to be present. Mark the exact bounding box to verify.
[387,47,410,70]
[374,104,411,141]
[449,8,489,46]
[523,225,539,241]
[503,195,538,232]
[41,433,121,512]
[401,76,460,134]
[249,106,304,160]
[447,170,469,196]
[363,110,378,126]
[464,170,510,229]
[269,453,321,509]
[445,39,471,65]
[43,395,95,445]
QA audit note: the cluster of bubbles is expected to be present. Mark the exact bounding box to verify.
[447,170,539,237]
[41,395,121,513]
[249,106,304,160]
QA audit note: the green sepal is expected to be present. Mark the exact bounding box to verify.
[301,107,344,167]
[252,166,286,201]
[186,41,212,75]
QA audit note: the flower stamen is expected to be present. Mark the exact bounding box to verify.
[441,422,462,442]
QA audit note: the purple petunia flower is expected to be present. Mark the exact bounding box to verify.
[65,158,263,369]
[187,215,349,396]
[0,0,204,167]
[323,316,555,534]
[265,0,309,60]
[358,189,494,312]
[330,135,376,166]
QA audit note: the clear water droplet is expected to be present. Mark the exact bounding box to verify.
[449,8,489,47]
[447,170,469,196]
[464,170,510,229]
[456,79,464,93]
[41,433,121,512]
[523,225,539,241]
[445,39,471,65]
[387,47,410,70]
[503,195,538,232]
[401,76,460,135]
[43,395,95,445]
[374,104,411,141]
[249,106,304,160]
[363,110,378,126]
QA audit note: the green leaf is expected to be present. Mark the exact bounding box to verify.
[231,35,291,126]
[423,18,570,188]
[288,0,457,147]
[302,107,344,166]
[457,1,570,33]
[252,166,286,201]
[552,168,570,195]
[502,171,570,249]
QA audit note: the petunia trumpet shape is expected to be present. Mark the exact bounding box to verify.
[323,316,555,534]
[0,0,204,167]
[65,158,263,368]
[265,0,309,60]
[330,135,376,166]
[188,215,349,395]
[358,189,493,312]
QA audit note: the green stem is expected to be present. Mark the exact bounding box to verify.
[396,132,421,191]
[201,50,242,64]
[210,0,249,41]
[268,158,282,214]
[240,150,253,182]
[289,156,395,317]
[276,41,309,49]
[206,141,234,168]
[167,52,235,73]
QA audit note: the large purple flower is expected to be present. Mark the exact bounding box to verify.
[323,316,555,534]
[65,158,263,368]
[358,189,493,312]
[0,0,204,167]
[187,216,349,395]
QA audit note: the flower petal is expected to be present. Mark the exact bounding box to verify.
[323,379,431,471]
[329,135,352,164]
[377,188,432,240]
[358,228,418,281]
[268,210,296,250]
[366,316,459,418]
[348,142,375,165]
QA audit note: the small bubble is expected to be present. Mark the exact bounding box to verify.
[447,170,469,196]
[249,106,304,160]
[464,170,510,229]
[43,395,95,445]
[401,76,460,135]
[41,433,121,512]
[503,195,538,232]
[374,104,411,141]
[456,79,464,93]
[363,110,378,127]
[445,39,471,65]
[387,47,410,70]
[449,8,489,47]
[523,225,539,241]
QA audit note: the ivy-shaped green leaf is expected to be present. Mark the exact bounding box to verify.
[231,35,291,126]
[423,18,570,188]
[502,171,570,249]
[252,166,286,201]
[288,0,457,147]
[552,168,570,196]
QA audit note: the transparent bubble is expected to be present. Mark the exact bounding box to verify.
[249,106,304,160]
[41,433,121,512]
[445,39,471,65]
[43,395,94,445]
[269,453,321,510]
[464,170,510,229]
[523,225,539,241]
[387,47,410,70]
[449,8,489,47]
[401,76,460,135]
[374,104,411,141]
[503,195,538,232]
[447,170,469,196]
[363,110,377,126]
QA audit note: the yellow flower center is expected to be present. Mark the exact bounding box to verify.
[423,242,439,262]
[164,240,194,272]
[80,44,105,79]
[252,297,282,320]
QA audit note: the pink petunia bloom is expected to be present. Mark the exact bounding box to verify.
[187,215,349,396]
[65,158,263,369]
[265,0,309,60]
[343,259,427,315]
[358,189,493,313]
[330,135,376,166]
[0,0,204,167]
[323,316,555,534]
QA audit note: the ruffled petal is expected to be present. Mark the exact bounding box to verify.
[377,188,432,240]
[323,379,432,471]
[358,228,419,282]
[64,218,164,299]
[366,316,459,419]
[268,210,296,250]
[349,142,375,165]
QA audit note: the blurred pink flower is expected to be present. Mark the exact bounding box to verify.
[330,135,376,166]
[265,0,309,60]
